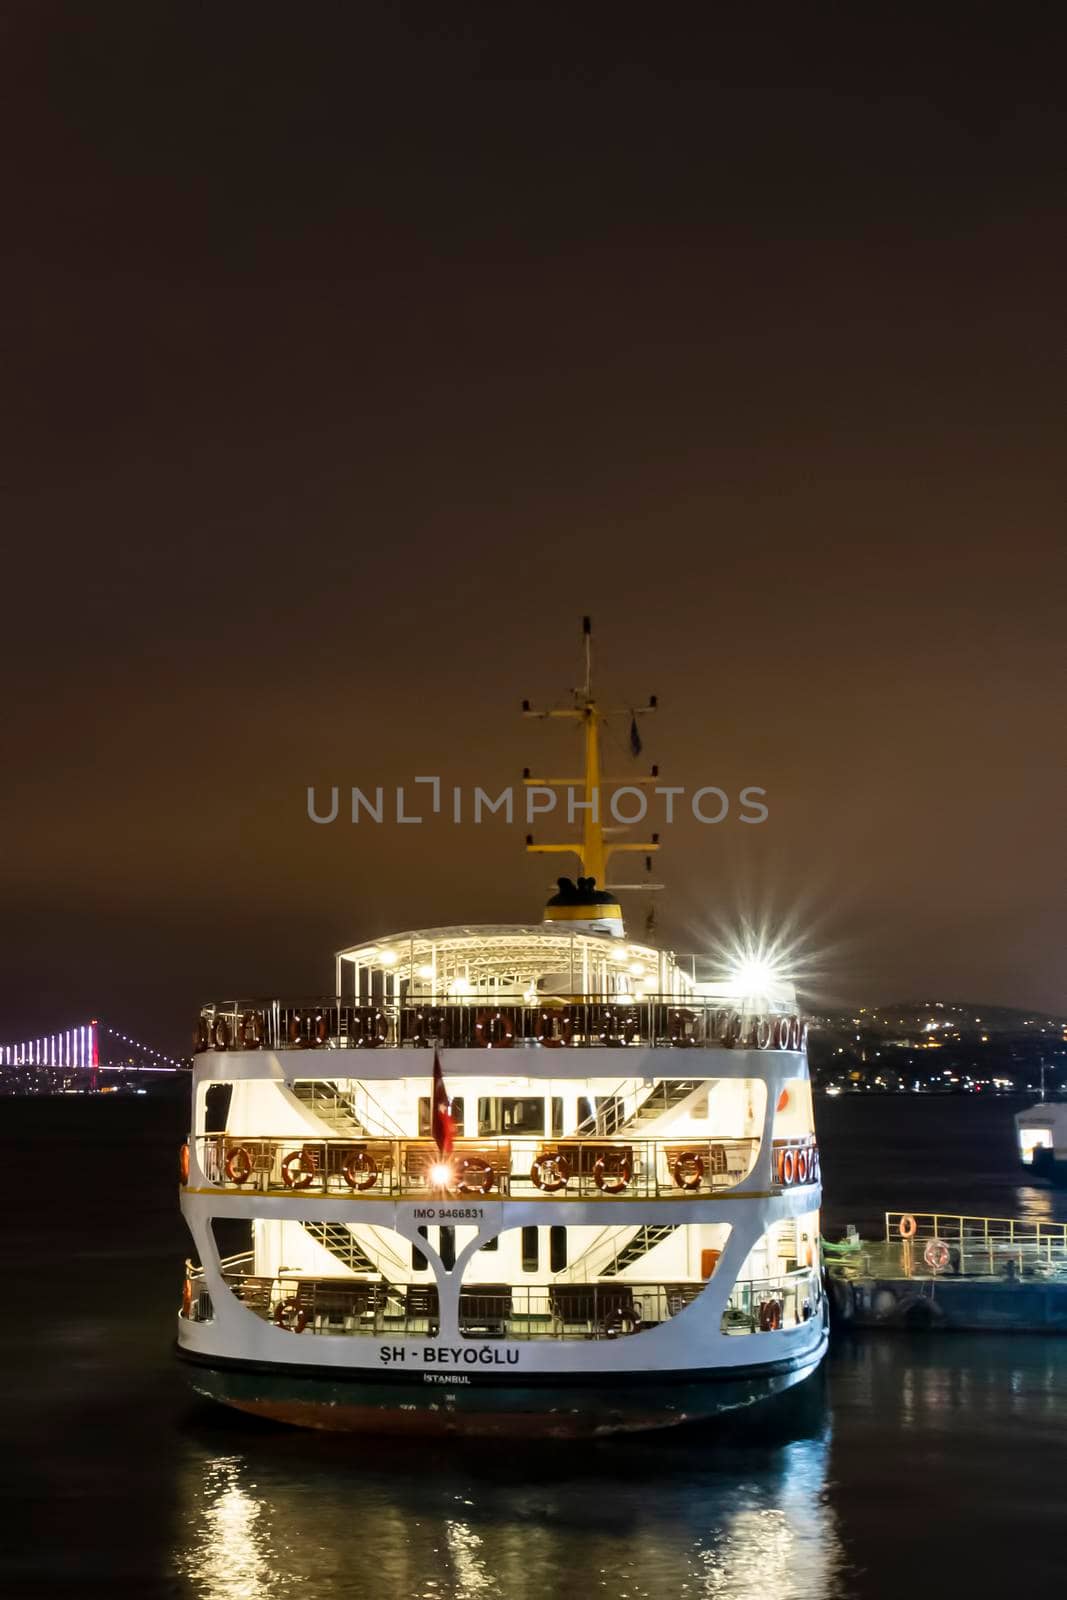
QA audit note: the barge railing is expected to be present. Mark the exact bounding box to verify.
[827,1213,1067,1281]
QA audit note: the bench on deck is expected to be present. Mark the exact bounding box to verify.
[549,1283,640,1336]
[458,1284,511,1337]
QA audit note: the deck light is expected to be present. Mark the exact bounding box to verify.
[429,1162,452,1188]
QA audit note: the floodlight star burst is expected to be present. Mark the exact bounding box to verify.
[730,955,781,993]
[429,1162,453,1188]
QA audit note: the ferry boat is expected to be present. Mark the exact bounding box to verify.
[177,629,828,1435]
[1015,1101,1067,1184]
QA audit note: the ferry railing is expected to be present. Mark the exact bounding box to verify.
[880,1212,1067,1280]
[194,1132,774,1200]
[205,1255,708,1340]
[721,1268,822,1334]
[195,997,807,1054]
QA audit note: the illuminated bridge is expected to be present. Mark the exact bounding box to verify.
[0,1020,184,1093]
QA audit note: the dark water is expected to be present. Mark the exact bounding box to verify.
[3,1093,1066,1599]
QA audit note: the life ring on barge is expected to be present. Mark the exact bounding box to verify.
[341,1150,378,1191]
[672,1151,705,1191]
[281,1149,316,1190]
[275,1298,308,1333]
[224,1145,253,1185]
[924,1238,951,1272]
[594,1155,632,1194]
[531,1153,570,1192]
[899,1214,918,1239]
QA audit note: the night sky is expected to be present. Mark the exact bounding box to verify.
[2,7,1064,1051]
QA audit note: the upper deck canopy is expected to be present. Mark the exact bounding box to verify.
[335,924,796,1008]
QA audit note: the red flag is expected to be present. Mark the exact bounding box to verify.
[431,1048,454,1158]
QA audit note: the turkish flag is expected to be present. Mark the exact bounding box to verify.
[431,1049,454,1157]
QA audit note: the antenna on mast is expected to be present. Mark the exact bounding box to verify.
[522,616,662,937]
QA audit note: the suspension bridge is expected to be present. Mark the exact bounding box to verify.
[0,1020,185,1093]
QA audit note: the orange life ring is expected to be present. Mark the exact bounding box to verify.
[287,1015,304,1046]
[314,1015,330,1046]
[455,1156,495,1195]
[275,1298,307,1333]
[669,1008,696,1047]
[758,1298,783,1332]
[924,1238,951,1272]
[356,1008,386,1047]
[594,1155,632,1194]
[179,1143,190,1186]
[181,1278,192,1318]
[750,1017,772,1049]
[809,1148,821,1183]
[899,1213,918,1239]
[780,1148,796,1186]
[773,1016,791,1049]
[213,1016,231,1050]
[672,1151,705,1191]
[281,1149,315,1190]
[537,1009,573,1048]
[194,1017,210,1053]
[341,1150,378,1191]
[787,1015,802,1049]
[795,1148,809,1185]
[475,1009,514,1048]
[599,1007,639,1045]
[225,1145,253,1185]
[722,1011,744,1048]
[531,1153,569,1192]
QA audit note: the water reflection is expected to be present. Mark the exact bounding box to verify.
[173,1388,847,1600]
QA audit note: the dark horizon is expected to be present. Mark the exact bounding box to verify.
[2,8,1064,1053]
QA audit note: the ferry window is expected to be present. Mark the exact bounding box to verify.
[203,1084,232,1133]
[440,1226,456,1271]
[551,1097,564,1137]
[478,1098,545,1135]
[412,1226,428,1272]
[419,1096,464,1136]
[577,1096,593,1129]
[549,1225,567,1272]
[521,1226,539,1272]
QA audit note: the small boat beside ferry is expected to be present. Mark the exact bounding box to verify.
[177,627,827,1435]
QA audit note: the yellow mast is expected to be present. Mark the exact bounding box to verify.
[523,616,659,886]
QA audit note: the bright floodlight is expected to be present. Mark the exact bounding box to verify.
[730,955,780,993]
[430,1163,453,1188]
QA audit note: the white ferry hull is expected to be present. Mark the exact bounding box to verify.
[179,1310,827,1436]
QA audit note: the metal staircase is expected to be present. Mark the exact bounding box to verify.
[576,1079,703,1137]
[300,1220,400,1287]
[598,1224,680,1276]
[291,1080,366,1135]
[626,1080,703,1130]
